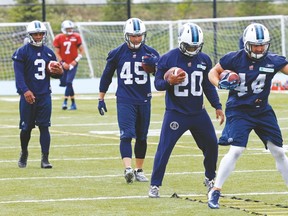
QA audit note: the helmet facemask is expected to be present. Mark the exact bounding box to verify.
[179,42,203,57]
[243,23,270,61]
[26,20,47,47]
[244,41,270,60]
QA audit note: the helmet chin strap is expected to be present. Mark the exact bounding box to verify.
[129,42,141,49]
[251,52,264,60]
[29,37,43,47]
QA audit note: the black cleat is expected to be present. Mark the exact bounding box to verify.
[41,153,53,169]
[18,151,28,168]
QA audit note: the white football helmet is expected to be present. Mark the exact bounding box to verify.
[178,23,204,57]
[243,23,270,60]
[26,20,47,47]
[61,20,75,35]
[123,18,146,49]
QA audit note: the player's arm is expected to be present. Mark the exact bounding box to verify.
[208,63,224,87]
[13,60,29,94]
[13,60,35,104]
[280,63,288,75]
[54,47,62,62]
[70,44,85,67]
[54,47,69,70]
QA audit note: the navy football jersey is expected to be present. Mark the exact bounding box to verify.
[220,50,288,110]
[99,43,160,105]
[155,48,222,115]
[12,43,57,96]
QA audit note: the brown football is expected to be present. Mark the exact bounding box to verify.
[220,70,240,84]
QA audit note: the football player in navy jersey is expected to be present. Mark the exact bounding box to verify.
[12,20,63,169]
[98,18,160,184]
[208,23,288,209]
[148,23,224,198]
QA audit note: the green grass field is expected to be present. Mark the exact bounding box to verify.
[1,91,288,216]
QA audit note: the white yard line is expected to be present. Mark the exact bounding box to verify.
[0,191,288,204]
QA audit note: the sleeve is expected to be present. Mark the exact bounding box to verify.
[203,56,222,110]
[12,49,29,94]
[99,50,117,93]
[76,33,82,47]
[154,55,172,91]
[53,35,60,48]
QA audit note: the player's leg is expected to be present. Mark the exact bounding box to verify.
[208,112,251,209]
[18,95,35,168]
[254,109,288,186]
[66,66,77,110]
[117,103,137,183]
[60,70,68,110]
[149,110,187,197]
[190,111,218,192]
[267,142,288,185]
[134,103,150,182]
[36,95,52,168]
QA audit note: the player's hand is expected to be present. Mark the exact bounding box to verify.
[50,62,63,75]
[142,53,158,65]
[167,72,186,85]
[70,60,77,67]
[98,99,107,116]
[218,73,239,90]
[216,109,225,125]
[69,64,74,70]
[62,62,70,70]
[24,90,35,104]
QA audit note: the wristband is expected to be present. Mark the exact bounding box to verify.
[75,54,83,62]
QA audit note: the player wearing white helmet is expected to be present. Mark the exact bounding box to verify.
[208,23,288,209]
[98,18,159,184]
[148,23,224,198]
[12,20,63,169]
[53,20,84,110]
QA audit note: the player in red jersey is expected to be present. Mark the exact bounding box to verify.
[53,20,85,110]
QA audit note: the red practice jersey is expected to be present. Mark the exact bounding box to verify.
[53,33,82,64]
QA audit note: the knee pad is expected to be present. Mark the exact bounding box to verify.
[134,139,147,159]
[120,138,132,158]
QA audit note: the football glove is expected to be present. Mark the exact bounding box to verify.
[142,53,158,66]
[98,99,107,115]
[218,73,239,90]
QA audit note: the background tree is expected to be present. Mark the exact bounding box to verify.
[103,0,127,21]
[236,1,275,16]
[8,0,41,22]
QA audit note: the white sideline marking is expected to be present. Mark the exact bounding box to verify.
[0,151,281,164]
[1,191,288,204]
[0,169,280,181]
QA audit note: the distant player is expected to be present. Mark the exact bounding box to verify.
[53,20,85,110]
[12,20,63,169]
[98,18,160,184]
[148,23,224,198]
[208,23,288,209]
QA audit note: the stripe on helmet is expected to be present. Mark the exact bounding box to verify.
[34,21,41,29]
[190,25,199,42]
[254,24,264,40]
[132,19,140,33]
